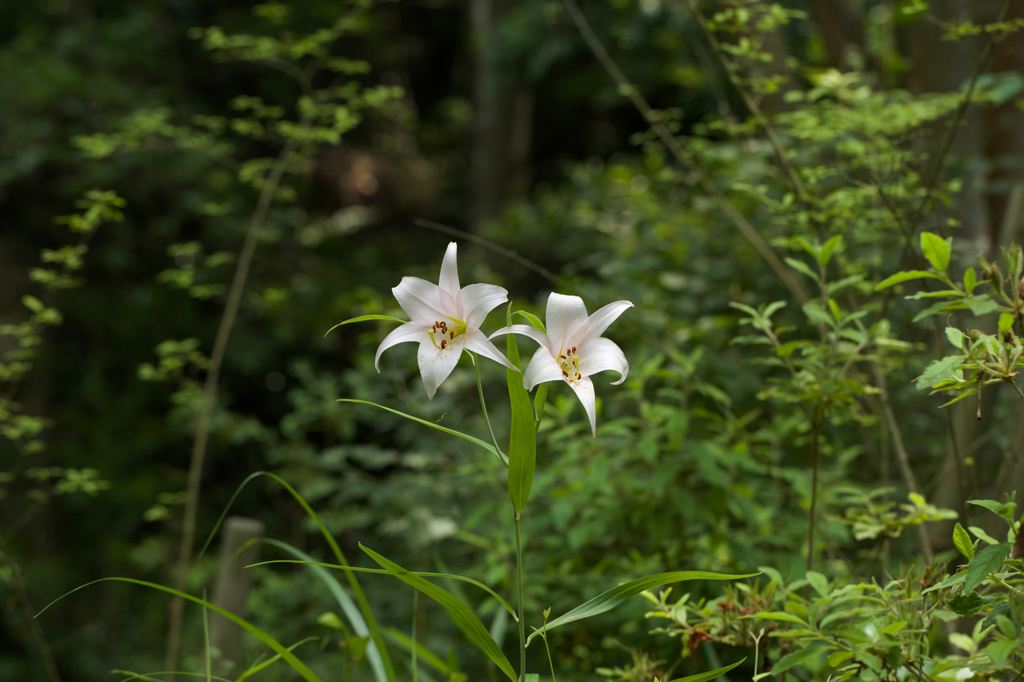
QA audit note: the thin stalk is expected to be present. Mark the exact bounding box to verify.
[514,513,526,682]
[0,531,62,682]
[807,412,821,576]
[411,590,418,682]
[904,0,1018,238]
[165,128,305,677]
[559,0,809,305]
[472,353,505,459]
[873,364,935,563]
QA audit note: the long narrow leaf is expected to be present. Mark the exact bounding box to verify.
[113,672,233,682]
[668,658,746,682]
[38,578,322,682]
[505,309,537,517]
[235,637,319,681]
[257,540,389,682]
[197,472,396,682]
[361,544,518,682]
[338,398,507,466]
[325,314,405,337]
[526,571,757,646]
[248,559,518,621]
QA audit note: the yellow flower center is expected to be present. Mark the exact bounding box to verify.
[428,319,467,350]
[558,346,581,381]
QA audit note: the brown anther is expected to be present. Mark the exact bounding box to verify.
[572,346,576,353]
[440,339,447,349]
[559,354,565,360]
[562,370,568,377]
[576,372,581,380]
[450,331,454,339]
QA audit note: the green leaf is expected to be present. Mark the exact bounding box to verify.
[913,299,964,322]
[506,310,537,517]
[965,296,1002,316]
[945,327,965,350]
[805,571,829,597]
[527,571,756,646]
[948,592,989,617]
[968,499,1016,523]
[38,578,323,682]
[964,542,1010,594]
[785,257,818,282]
[921,232,951,273]
[360,544,517,682]
[827,651,853,667]
[883,620,907,635]
[752,611,807,625]
[533,383,549,426]
[246,559,518,622]
[874,270,940,290]
[953,523,974,560]
[512,310,546,332]
[772,646,821,675]
[338,399,507,466]
[914,355,965,390]
[668,658,746,682]
[999,313,1015,333]
[987,638,1018,665]
[818,235,842,269]
[22,295,45,313]
[324,315,405,337]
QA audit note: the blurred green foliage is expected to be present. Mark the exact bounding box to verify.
[3,0,1024,680]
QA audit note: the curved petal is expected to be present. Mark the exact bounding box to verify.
[578,337,629,385]
[438,242,460,298]
[579,300,634,345]
[464,329,517,371]
[545,293,589,354]
[489,324,552,353]
[523,346,564,391]
[439,288,460,319]
[460,283,509,329]
[374,321,427,372]
[416,334,466,400]
[393,277,448,327]
[567,376,598,437]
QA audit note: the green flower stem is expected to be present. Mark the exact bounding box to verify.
[471,353,505,464]
[514,513,526,682]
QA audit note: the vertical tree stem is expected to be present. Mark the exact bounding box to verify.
[514,513,526,682]
[165,133,302,677]
[806,412,821,575]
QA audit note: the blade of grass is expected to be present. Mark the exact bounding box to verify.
[39,578,321,682]
[197,471,396,682]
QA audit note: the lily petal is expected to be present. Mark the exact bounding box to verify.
[578,337,629,385]
[523,346,564,391]
[464,328,518,371]
[438,242,460,297]
[579,300,634,345]
[393,277,448,327]
[460,283,509,329]
[374,321,426,372]
[416,334,466,400]
[545,293,589,354]
[489,324,552,353]
[566,375,598,437]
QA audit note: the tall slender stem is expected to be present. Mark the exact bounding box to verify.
[807,412,821,575]
[165,129,304,677]
[514,513,526,682]
[473,353,505,460]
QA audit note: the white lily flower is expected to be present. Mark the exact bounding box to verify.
[375,242,518,399]
[490,293,632,436]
